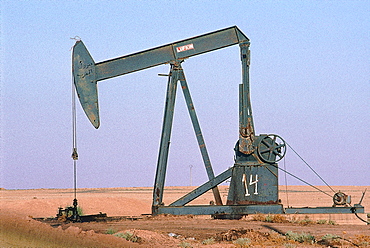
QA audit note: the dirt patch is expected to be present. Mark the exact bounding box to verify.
[58,214,369,247]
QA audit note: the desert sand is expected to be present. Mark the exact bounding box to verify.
[1,185,369,247]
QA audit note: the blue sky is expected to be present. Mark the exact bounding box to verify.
[1,1,369,190]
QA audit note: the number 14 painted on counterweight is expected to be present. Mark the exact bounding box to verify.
[242,174,258,196]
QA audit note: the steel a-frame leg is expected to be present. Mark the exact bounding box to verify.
[177,65,222,206]
[152,62,222,215]
[152,63,179,209]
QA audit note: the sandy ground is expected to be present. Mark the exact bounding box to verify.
[1,185,369,247]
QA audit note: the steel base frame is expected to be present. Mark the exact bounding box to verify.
[155,204,364,216]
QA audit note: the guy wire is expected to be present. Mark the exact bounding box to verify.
[271,163,332,198]
[286,142,336,193]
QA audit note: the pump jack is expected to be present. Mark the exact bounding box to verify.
[72,26,365,219]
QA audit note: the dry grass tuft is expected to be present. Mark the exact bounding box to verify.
[251,214,289,223]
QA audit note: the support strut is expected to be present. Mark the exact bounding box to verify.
[152,61,222,213]
[152,63,179,207]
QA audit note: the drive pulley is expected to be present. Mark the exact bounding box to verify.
[257,134,286,163]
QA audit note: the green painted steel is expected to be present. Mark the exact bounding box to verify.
[169,168,232,207]
[72,26,365,218]
[238,42,255,155]
[72,41,99,128]
[95,26,249,81]
[285,206,364,214]
[152,62,223,208]
[177,66,222,206]
[152,64,179,207]
[72,26,250,215]
[157,205,364,216]
[157,204,285,216]
[227,164,279,205]
[72,26,248,128]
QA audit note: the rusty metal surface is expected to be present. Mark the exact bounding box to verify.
[72,26,249,130]
[226,163,279,206]
[72,41,99,128]
[71,26,361,218]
